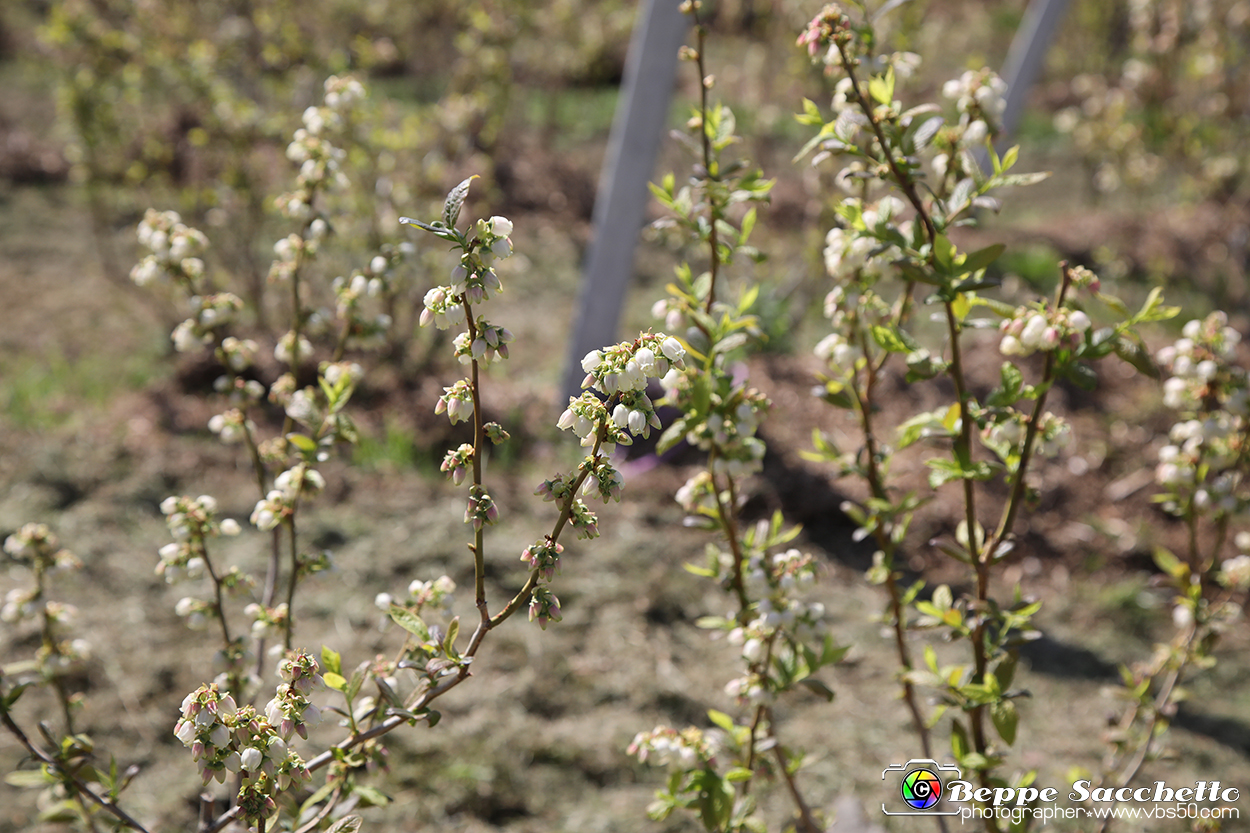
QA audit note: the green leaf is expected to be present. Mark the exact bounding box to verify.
[345,663,366,703]
[798,678,836,701]
[948,178,975,215]
[994,171,1051,188]
[286,433,318,454]
[707,710,737,733]
[6,769,55,788]
[1152,547,1189,580]
[1061,362,1098,391]
[323,672,346,692]
[897,260,944,286]
[1,682,31,711]
[300,780,340,816]
[725,767,754,782]
[870,324,911,353]
[911,115,945,152]
[443,616,460,658]
[38,802,80,823]
[388,605,430,642]
[995,655,1018,691]
[321,645,342,677]
[815,380,855,409]
[739,207,757,245]
[868,67,895,105]
[1112,336,1160,379]
[352,785,391,807]
[950,719,970,759]
[961,243,1005,276]
[932,234,957,274]
[327,816,363,833]
[655,418,690,455]
[991,699,1019,746]
[442,175,477,229]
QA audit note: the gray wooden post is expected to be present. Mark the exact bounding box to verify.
[560,0,689,403]
[977,0,1072,171]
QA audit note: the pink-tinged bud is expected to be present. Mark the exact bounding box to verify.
[175,719,196,746]
[419,308,434,327]
[1041,326,1061,349]
[190,740,205,760]
[486,503,499,523]
[452,466,465,486]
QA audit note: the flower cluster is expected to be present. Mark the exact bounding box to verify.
[174,680,312,815]
[796,4,855,63]
[822,196,908,281]
[628,726,717,770]
[998,305,1092,358]
[682,387,769,479]
[1153,314,1248,519]
[463,484,500,529]
[155,495,241,584]
[244,603,290,641]
[130,209,209,288]
[578,334,686,397]
[942,68,1007,134]
[3,523,78,571]
[1157,313,1245,412]
[435,379,474,425]
[279,78,361,218]
[171,292,245,353]
[1220,536,1250,591]
[414,214,513,335]
[452,319,513,366]
[520,540,563,582]
[527,585,562,630]
[331,249,409,351]
[440,443,474,486]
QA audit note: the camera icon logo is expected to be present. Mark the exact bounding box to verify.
[882,759,963,816]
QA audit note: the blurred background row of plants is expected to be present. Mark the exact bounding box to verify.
[0,0,1246,360]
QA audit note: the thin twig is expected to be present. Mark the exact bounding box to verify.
[0,711,151,833]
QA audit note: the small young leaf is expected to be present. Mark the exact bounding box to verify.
[326,816,363,833]
[6,770,55,788]
[352,785,391,807]
[1152,547,1189,580]
[286,433,318,454]
[991,699,1019,746]
[443,616,460,657]
[323,672,346,692]
[707,709,737,733]
[388,605,430,642]
[442,175,478,229]
[870,324,912,353]
[321,645,342,677]
[798,678,836,701]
